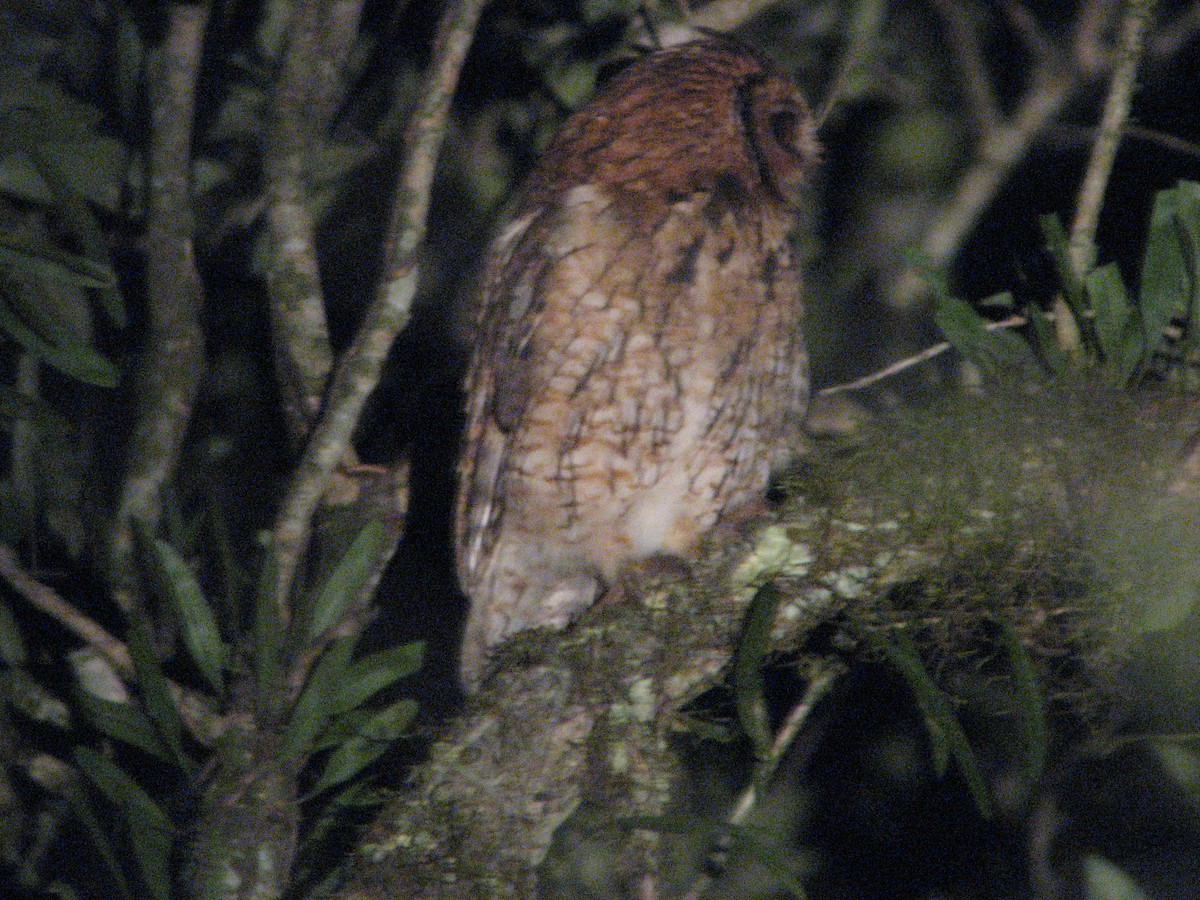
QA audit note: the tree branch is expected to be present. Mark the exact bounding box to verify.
[271,0,488,616]
[264,0,336,443]
[108,2,209,613]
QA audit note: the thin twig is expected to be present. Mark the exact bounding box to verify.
[682,661,845,900]
[1074,0,1123,75]
[654,0,781,46]
[819,315,1030,395]
[1059,0,1154,351]
[311,0,368,131]
[109,2,209,613]
[0,545,132,677]
[1001,0,1057,64]
[0,545,222,743]
[892,65,1073,306]
[271,0,488,615]
[1067,0,1155,277]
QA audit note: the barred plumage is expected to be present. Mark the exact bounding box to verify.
[456,38,819,688]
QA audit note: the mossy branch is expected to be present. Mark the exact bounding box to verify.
[340,380,1199,895]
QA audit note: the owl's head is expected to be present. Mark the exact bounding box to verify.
[525,38,820,214]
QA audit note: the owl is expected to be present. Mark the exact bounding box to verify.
[456,38,819,688]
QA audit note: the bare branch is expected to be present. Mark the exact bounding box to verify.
[0,545,132,677]
[264,0,335,442]
[892,66,1074,305]
[1068,0,1155,277]
[819,315,1029,395]
[0,545,222,744]
[271,0,488,614]
[312,0,369,131]
[1074,0,1123,75]
[682,660,845,900]
[1055,0,1154,352]
[109,2,209,613]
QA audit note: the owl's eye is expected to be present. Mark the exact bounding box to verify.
[768,108,803,154]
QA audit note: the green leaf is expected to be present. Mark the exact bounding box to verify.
[0,595,26,666]
[306,519,386,639]
[331,642,424,716]
[869,626,993,817]
[312,707,376,754]
[1085,263,1144,385]
[0,285,117,387]
[734,584,782,760]
[138,527,227,694]
[25,116,128,326]
[280,637,356,760]
[1174,182,1200,362]
[1040,213,1097,352]
[74,687,171,762]
[253,531,283,705]
[125,614,187,770]
[63,775,135,900]
[1138,183,1193,360]
[1029,304,1066,374]
[0,232,116,288]
[74,747,172,900]
[933,291,1032,378]
[306,699,417,797]
[0,383,72,432]
[998,620,1047,789]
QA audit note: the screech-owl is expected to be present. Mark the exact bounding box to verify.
[456,38,819,688]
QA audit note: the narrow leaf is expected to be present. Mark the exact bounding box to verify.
[331,642,424,716]
[2,669,70,727]
[63,776,135,900]
[1085,263,1144,385]
[74,747,172,900]
[307,519,386,639]
[734,584,782,760]
[0,232,116,288]
[1029,304,1066,374]
[933,292,1031,377]
[124,614,186,769]
[1040,213,1097,351]
[869,626,993,817]
[1138,185,1190,358]
[139,528,227,693]
[998,621,1047,789]
[1174,182,1200,361]
[307,698,417,797]
[281,636,356,760]
[74,686,171,761]
[0,289,117,386]
[28,136,127,324]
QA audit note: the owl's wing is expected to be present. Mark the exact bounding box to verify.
[456,206,559,586]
